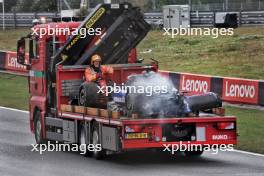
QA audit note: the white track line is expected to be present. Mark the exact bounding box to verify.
[1,106,264,157]
[232,149,264,157]
[0,106,29,114]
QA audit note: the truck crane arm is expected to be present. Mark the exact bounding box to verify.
[51,3,150,73]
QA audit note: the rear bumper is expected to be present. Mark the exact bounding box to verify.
[123,140,237,150]
[121,116,237,150]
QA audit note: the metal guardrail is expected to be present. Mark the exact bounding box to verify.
[0,11,263,28]
[0,12,58,27]
[145,11,264,27]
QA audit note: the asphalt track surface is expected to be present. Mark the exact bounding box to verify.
[0,107,264,176]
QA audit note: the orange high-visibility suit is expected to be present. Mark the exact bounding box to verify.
[85,65,114,82]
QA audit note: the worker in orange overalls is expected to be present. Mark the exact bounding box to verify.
[85,54,114,89]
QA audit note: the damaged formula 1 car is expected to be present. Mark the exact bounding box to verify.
[110,71,223,118]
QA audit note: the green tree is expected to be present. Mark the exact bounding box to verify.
[3,0,19,12]
[15,0,57,12]
[16,0,33,12]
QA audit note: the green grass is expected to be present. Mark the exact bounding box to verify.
[1,27,264,79]
[226,106,264,154]
[0,28,30,51]
[0,73,29,110]
[0,27,264,79]
[138,27,264,79]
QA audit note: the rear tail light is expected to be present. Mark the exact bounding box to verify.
[217,122,235,130]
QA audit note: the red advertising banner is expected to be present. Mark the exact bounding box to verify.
[180,73,211,95]
[4,51,28,73]
[222,78,259,104]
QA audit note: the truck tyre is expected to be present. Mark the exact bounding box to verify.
[34,110,45,144]
[79,82,100,107]
[184,150,204,157]
[79,125,92,157]
[92,124,105,160]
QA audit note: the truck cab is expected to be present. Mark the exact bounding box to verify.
[17,3,149,132]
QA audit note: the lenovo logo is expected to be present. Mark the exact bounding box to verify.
[225,81,255,98]
[181,75,210,94]
[7,55,26,70]
[222,78,258,104]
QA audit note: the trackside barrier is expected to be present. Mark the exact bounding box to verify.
[0,50,28,76]
[259,81,264,105]
[160,71,264,106]
[0,50,263,106]
[222,77,259,104]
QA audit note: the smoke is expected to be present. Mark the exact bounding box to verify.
[125,71,222,118]
[126,71,186,118]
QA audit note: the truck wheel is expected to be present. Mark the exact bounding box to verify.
[79,125,92,157]
[184,150,204,157]
[34,110,45,144]
[79,82,99,107]
[92,124,105,160]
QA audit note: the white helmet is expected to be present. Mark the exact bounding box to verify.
[32,19,40,25]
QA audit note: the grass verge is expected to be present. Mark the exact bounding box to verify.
[226,106,264,154]
[1,27,264,79]
[138,27,264,79]
[0,28,30,51]
[0,73,29,110]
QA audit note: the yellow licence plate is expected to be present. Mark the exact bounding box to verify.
[125,133,148,139]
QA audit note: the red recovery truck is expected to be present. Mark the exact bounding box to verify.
[16,3,237,159]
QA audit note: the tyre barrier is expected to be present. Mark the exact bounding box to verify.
[0,50,263,106]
